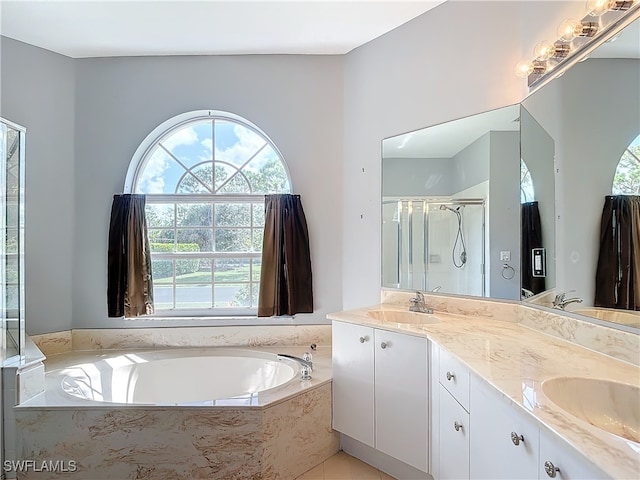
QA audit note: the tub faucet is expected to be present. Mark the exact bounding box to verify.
[552,291,583,310]
[409,291,433,314]
[277,353,313,380]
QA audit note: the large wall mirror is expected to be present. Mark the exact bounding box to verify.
[381,15,639,334]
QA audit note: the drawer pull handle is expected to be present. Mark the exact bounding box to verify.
[359,336,367,343]
[446,371,455,381]
[380,342,388,349]
[511,432,524,446]
[544,461,559,478]
[454,421,463,432]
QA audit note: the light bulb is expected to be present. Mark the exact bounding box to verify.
[534,41,555,60]
[515,61,533,78]
[557,19,582,41]
[587,0,612,16]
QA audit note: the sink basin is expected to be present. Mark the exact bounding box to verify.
[542,377,640,443]
[366,309,440,325]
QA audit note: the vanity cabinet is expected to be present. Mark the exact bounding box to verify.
[332,320,428,472]
[538,428,606,480]
[434,345,471,480]
[469,375,539,479]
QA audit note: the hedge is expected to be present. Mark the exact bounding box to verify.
[151,243,200,278]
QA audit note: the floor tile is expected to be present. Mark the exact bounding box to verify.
[295,451,395,480]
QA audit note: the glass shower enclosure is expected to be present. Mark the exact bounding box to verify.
[382,198,485,296]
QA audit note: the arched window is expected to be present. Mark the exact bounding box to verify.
[612,134,640,194]
[125,110,291,316]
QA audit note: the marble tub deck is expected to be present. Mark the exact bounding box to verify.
[15,345,339,479]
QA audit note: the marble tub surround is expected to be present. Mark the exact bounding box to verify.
[15,346,338,479]
[328,305,640,479]
[16,383,338,480]
[30,330,72,356]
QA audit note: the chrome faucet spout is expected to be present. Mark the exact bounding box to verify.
[552,291,583,310]
[277,354,313,370]
[409,290,434,314]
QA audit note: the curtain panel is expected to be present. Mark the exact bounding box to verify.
[595,195,640,310]
[258,194,313,317]
[107,194,154,317]
[521,201,546,295]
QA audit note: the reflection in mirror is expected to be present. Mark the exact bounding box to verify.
[522,17,640,332]
[382,105,523,300]
[1,118,26,361]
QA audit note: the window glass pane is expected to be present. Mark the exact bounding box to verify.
[176,229,212,252]
[215,203,251,227]
[152,259,174,282]
[215,229,251,252]
[252,259,262,282]
[215,121,266,168]
[177,204,212,227]
[252,229,263,252]
[149,230,175,250]
[176,284,212,309]
[146,204,175,228]
[250,284,260,308]
[136,147,185,194]
[244,145,290,194]
[161,121,212,169]
[215,284,249,308]
[175,257,208,280]
[214,163,250,194]
[214,259,250,283]
[153,285,174,310]
[177,163,214,194]
[253,203,265,227]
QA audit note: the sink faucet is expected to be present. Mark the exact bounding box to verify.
[552,291,583,310]
[409,291,433,314]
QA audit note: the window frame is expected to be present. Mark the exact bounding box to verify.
[124,110,292,318]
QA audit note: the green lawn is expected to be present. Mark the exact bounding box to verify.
[154,264,259,285]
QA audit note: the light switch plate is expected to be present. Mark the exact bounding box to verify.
[500,251,511,261]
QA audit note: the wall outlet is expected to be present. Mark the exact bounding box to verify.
[500,251,511,261]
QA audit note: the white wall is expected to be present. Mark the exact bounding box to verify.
[342,0,581,308]
[73,54,344,328]
[0,38,75,335]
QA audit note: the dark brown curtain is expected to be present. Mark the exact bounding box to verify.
[521,201,545,295]
[258,194,313,317]
[595,195,640,310]
[107,194,154,317]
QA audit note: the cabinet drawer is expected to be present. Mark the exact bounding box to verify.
[439,384,470,480]
[439,347,470,411]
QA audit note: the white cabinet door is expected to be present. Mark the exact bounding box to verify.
[469,375,539,479]
[439,384,469,480]
[374,329,428,472]
[332,321,375,447]
[539,428,607,480]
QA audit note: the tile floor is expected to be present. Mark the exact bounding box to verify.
[295,451,395,480]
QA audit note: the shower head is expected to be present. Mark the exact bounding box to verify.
[439,204,459,213]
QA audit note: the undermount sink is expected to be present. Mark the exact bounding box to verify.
[542,377,640,443]
[366,309,440,325]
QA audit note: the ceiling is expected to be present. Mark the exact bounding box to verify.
[0,0,446,58]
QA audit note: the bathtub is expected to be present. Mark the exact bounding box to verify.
[15,345,339,479]
[58,348,299,405]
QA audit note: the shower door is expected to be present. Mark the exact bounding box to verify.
[382,199,485,296]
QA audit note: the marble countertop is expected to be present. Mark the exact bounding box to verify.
[18,345,331,411]
[328,303,640,480]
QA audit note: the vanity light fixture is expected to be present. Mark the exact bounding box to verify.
[516,0,640,88]
[587,0,635,16]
